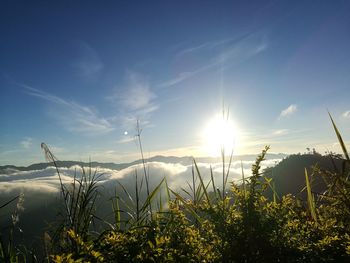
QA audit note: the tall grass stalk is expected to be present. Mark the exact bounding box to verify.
[0,193,27,263]
[240,160,246,199]
[136,120,152,219]
[37,114,350,261]
[41,143,100,253]
[41,143,72,226]
[329,112,349,161]
[305,168,317,223]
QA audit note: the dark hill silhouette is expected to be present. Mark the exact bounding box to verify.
[264,153,344,199]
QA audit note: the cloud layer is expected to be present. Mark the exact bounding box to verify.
[24,86,114,136]
[0,158,281,196]
[279,104,298,118]
[20,137,33,149]
[342,110,350,118]
[108,72,159,140]
[73,41,104,79]
[158,32,268,88]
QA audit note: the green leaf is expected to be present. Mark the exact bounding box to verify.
[169,189,202,223]
[113,196,121,231]
[263,177,279,202]
[193,159,212,208]
[329,112,349,161]
[305,168,317,223]
[140,178,165,213]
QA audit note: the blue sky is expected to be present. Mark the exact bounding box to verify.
[1,0,350,165]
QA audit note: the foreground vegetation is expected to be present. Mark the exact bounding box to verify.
[1,115,350,262]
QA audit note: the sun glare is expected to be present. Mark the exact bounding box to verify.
[202,114,238,157]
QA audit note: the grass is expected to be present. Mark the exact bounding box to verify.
[1,114,350,262]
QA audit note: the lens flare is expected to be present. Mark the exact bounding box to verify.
[202,114,238,157]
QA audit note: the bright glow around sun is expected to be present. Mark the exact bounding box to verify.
[201,114,238,157]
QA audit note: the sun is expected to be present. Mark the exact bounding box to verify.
[201,114,238,157]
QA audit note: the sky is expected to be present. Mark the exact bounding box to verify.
[1,0,350,166]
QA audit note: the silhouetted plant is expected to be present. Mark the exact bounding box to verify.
[41,143,101,256]
[3,115,350,262]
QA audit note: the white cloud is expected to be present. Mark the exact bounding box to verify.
[121,75,156,111]
[109,72,158,131]
[73,42,103,79]
[0,165,116,194]
[342,110,350,118]
[158,32,268,88]
[273,129,289,136]
[279,104,298,118]
[120,72,157,112]
[176,38,233,57]
[0,158,282,230]
[157,71,200,88]
[0,181,59,194]
[0,158,282,195]
[116,136,135,144]
[20,137,33,149]
[24,86,114,136]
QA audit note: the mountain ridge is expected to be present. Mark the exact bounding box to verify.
[0,153,287,174]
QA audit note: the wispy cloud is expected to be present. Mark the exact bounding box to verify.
[121,75,157,112]
[24,85,114,135]
[109,71,158,130]
[20,137,33,149]
[116,136,135,144]
[342,110,350,118]
[158,32,268,88]
[73,41,104,79]
[272,129,289,136]
[157,69,208,88]
[176,38,233,57]
[279,104,298,119]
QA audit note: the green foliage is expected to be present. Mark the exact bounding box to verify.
[51,144,350,262]
[40,143,102,259]
[3,116,350,262]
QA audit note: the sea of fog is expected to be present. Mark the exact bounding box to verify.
[0,158,282,196]
[0,156,282,252]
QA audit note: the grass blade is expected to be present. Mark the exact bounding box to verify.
[210,166,218,199]
[0,196,19,210]
[241,160,246,198]
[181,187,193,199]
[113,196,121,231]
[169,189,202,223]
[305,168,317,223]
[164,177,171,202]
[116,180,134,204]
[329,112,349,161]
[140,178,165,213]
[263,177,279,202]
[193,159,212,207]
